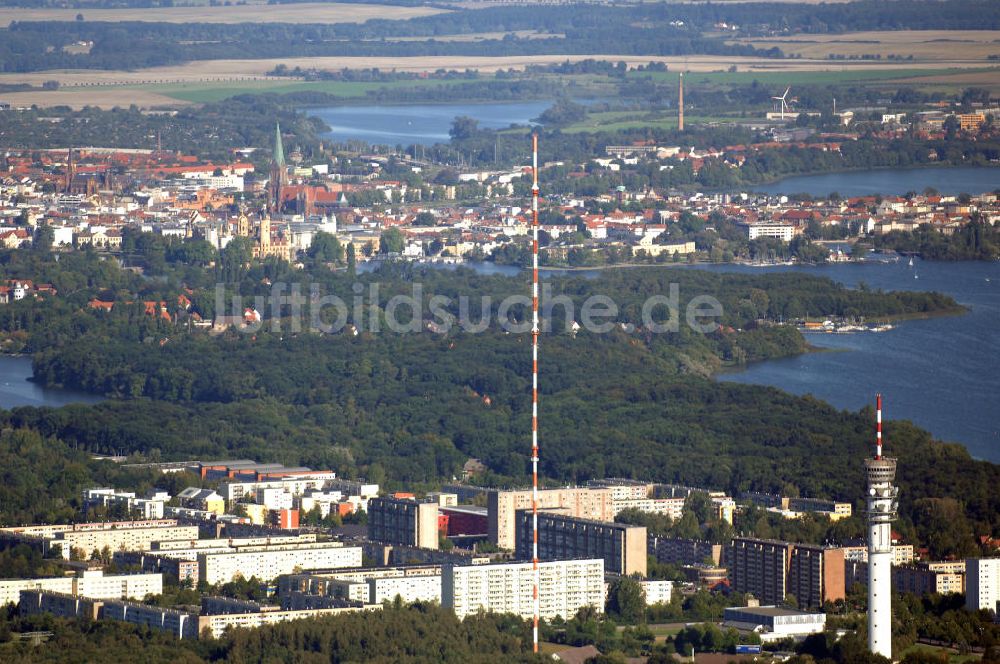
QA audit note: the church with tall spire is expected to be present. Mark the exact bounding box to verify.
[268,122,289,215]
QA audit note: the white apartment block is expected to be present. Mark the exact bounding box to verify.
[585,480,655,502]
[639,580,673,606]
[611,497,685,520]
[0,571,162,606]
[443,559,605,621]
[35,523,201,560]
[843,543,915,565]
[219,474,337,503]
[101,599,197,639]
[152,534,316,554]
[299,491,346,517]
[966,558,1000,613]
[746,222,796,242]
[196,605,377,639]
[84,488,169,520]
[367,575,441,604]
[199,544,363,585]
[257,487,294,511]
[281,565,441,604]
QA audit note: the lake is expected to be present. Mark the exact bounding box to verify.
[753,166,999,197]
[0,355,105,409]
[373,258,1000,463]
[311,101,552,146]
[708,259,1000,463]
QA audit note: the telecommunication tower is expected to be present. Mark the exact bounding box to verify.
[866,394,897,659]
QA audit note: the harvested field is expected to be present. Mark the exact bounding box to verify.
[884,69,1000,93]
[729,30,1000,62]
[0,2,446,26]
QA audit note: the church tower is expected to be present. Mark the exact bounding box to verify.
[237,212,251,238]
[268,123,288,215]
[65,147,75,193]
[259,215,271,252]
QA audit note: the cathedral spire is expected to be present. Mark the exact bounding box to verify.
[273,123,285,168]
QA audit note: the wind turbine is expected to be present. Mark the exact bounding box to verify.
[772,86,792,120]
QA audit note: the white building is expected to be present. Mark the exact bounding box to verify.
[218,473,339,504]
[197,605,375,639]
[745,222,796,242]
[365,574,441,604]
[84,488,169,520]
[639,580,673,606]
[257,487,294,511]
[0,570,162,606]
[611,497,684,520]
[966,558,1000,613]
[2,521,203,560]
[199,544,363,585]
[723,606,826,641]
[442,559,604,621]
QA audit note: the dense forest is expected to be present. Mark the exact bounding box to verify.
[2,0,999,71]
[0,602,546,663]
[0,14,768,72]
[0,248,994,558]
[0,99,327,162]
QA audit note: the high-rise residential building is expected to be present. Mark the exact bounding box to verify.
[442,559,604,621]
[515,510,647,577]
[729,537,791,606]
[198,544,363,585]
[649,535,723,567]
[787,544,845,609]
[966,558,1000,613]
[0,520,200,560]
[367,497,440,550]
[488,487,614,550]
[729,538,845,609]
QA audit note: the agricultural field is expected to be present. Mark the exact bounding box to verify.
[559,110,736,134]
[0,53,993,109]
[883,68,1000,94]
[385,30,564,43]
[630,67,993,88]
[0,2,447,26]
[727,30,1000,63]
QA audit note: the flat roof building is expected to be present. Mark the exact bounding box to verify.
[729,538,845,610]
[488,487,614,550]
[198,544,363,585]
[0,520,202,560]
[966,558,1000,613]
[515,510,647,577]
[368,496,440,550]
[0,570,162,607]
[723,605,826,642]
[443,559,604,621]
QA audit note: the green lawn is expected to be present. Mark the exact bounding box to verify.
[900,643,983,664]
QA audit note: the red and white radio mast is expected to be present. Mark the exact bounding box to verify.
[531,132,541,654]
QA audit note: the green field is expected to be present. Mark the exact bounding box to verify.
[560,110,737,133]
[628,67,987,87]
[98,77,483,104]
